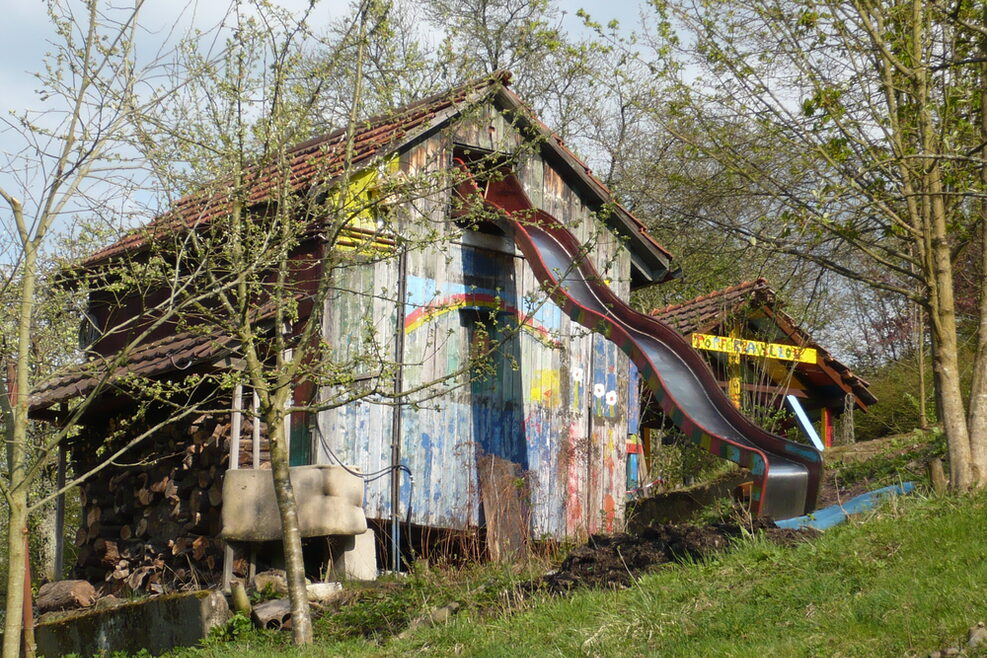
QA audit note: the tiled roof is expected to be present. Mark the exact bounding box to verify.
[81,71,673,275]
[652,279,876,409]
[653,278,774,335]
[82,72,515,267]
[30,331,232,411]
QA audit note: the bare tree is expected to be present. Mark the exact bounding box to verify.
[113,0,559,644]
[0,1,231,653]
[626,0,987,488]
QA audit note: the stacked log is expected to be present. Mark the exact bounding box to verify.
[237,417,271,468]
[72,411,269,594]
[37,580,96,613]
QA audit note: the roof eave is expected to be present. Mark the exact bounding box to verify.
[491,87,677,289]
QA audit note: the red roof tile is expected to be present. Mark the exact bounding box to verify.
[79,71,674,279]
[652,279,876,409]
[652,278,773,335]
[30,331,232,411]
[82,72,515,268]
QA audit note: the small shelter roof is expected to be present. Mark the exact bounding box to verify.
[652,278,876,411]
[30,331,232,412]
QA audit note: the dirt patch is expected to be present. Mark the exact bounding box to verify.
[815,470,874,509]
[625,471,751,530]
[544,519,818,592]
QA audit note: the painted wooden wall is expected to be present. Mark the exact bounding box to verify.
[317,103,633,540]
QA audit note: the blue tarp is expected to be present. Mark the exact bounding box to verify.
[775,482,916,531]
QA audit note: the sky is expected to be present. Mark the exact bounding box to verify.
[0,0,643,117]
[0,0,648,124]
[0,0,650,258]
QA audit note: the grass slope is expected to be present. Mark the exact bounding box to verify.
[191,488,987,657]
[377,492,987,657]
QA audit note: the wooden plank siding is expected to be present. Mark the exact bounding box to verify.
[317,103,633,540]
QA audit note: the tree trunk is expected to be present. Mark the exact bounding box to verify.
[931,321,973,488]
[4,194,37,658]
[966,27,987,486]
[266,407,312,645]
[928,212,974,489]
[919,36,975,488]
[3,488,30,658]
[916,309,928,430]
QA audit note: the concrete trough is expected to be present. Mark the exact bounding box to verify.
[35,590,230,657]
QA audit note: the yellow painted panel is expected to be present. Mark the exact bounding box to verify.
[691,332,817,364]
[329,156,399,254]
[530,368,562,409]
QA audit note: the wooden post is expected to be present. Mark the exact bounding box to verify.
[929,458,947,494]
[728,328,742,408]
[53,442,66,579]
[821,407,834,448]
[222,383,243,593]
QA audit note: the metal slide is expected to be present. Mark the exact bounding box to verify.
[481,172,822,519]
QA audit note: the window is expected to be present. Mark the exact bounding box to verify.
[451,145,512,235]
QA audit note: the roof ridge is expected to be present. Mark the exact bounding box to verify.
[79,71,512,269]
[651,278,776,317]
[288,70,511,158]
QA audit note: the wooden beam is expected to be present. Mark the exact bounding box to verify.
[728,328,742,408]
[54,443,66,579]
[821,407,834,448]
[714,381,809,399]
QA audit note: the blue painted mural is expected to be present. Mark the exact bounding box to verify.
[317,123,635,540]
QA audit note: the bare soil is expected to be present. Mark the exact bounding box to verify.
[815,470,873,509]
[543,519,818,592]
[545,438,922,593]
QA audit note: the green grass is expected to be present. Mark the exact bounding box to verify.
[180,487,987,657]
[372,491,987,657]
[830,428,948,488]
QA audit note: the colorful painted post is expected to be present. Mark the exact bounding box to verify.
[821,407,834,448]
[641,426,651,468]
[626,434,640,490]
[728,328,742,408]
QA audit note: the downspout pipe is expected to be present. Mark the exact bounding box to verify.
[390,246,408,572]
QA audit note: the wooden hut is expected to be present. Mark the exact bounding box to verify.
[31,72,677,588]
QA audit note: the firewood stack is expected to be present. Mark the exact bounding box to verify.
[72,411,270,594]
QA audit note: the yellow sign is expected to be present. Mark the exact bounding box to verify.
[691,333,817,364]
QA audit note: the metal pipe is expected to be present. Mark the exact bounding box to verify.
[585,338,595,536]
[222,383,243,593]
[250,388,261,581]
[390,246,408,572]
[230,384,243,468]
[253,390,261,470]
[786,395,825,452]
